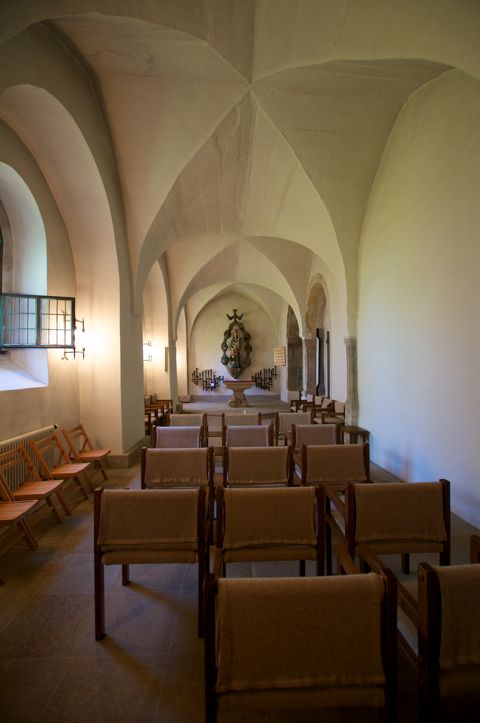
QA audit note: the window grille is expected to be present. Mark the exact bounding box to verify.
[0,293,75,350]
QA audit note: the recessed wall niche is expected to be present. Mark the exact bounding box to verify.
[189,294,277,396]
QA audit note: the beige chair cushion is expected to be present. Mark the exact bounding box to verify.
[436,563,480,671]
[227,447,289,485]
[222,486,316,550]
[277,412,311,435]
[226,426,269,447]
[144,448,208,487]
[98,489,199,551]
[169,414,204,426]
[224,413,259,426]
[215,574,385,695]
[304,444,368,483]
[354,482,447,544]
[155,426,201,448]
[294,424,337,452]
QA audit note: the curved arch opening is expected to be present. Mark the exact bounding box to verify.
[0,162,48,389]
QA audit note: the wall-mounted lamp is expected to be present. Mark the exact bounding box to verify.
[62,317,86,360]
[143,340,153,363]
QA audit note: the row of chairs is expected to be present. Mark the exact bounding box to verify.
[151,410,348,449]
[291,392,346,424]
[0,424,110,558]
[95,473,477,721]
[93,436,480,721]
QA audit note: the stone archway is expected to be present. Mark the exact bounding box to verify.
[305,283,327,395]
[286,306,302,392]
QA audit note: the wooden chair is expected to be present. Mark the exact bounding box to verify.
[144,406,159,435]
[223,424,272,447]
[0,443,70,521]
[301,442,371,489]
[205,412,223,448]
[140,446,215,541]
[153,425,202,449]
[291,423,338,466]
[417,534,480,722]
[215,484,325,577]
[338,479,451,575]
[94,486,207,638]
[222,445,293,487]
[168,413,207,446]
[317,400,346,426]
[0,481,39,563]
[275,411,313,446]
[149,395,173,414]
[31,430,91,498]
[223,412,260,426]
[205,566,397,722]
[290,391,316,412]
[62,423,111,483]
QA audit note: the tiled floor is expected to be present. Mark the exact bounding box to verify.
[0,462,478,723]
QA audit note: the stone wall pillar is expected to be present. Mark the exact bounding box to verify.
[304,337,317,395]
[345,336,358,425]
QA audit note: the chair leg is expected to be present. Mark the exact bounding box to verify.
[94,558,105,640]
[401,553,410,575]
[18,520,38,550]
[46,496,63,524]
[74,476,90,500]
[122,564,130,586]
[56,489,71,516]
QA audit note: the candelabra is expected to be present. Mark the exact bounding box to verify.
[191,368,224,391]
[251,367,278,390]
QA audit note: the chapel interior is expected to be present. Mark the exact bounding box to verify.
[0,1,480,722]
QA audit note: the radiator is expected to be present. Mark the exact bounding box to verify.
[0,425,56,492]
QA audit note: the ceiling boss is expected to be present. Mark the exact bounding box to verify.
[220,310,252,379]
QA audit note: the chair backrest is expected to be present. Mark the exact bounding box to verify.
[62,422,92,456]
[418,556,480,719]
[205,570,396,722]
[224,425,270,447]
[348,480,450,560]
[301,443,370,485]
[169,413,205,427]
[223,446,293,486]
[155,426,201,448]
[31,431,70,476]
[96,487,205,561]
[216,485,322,558]
[276,411,312,441]
[292,423,338,452]
[0,443,42,496]
[141,446,213,489]
[223,413,260,426]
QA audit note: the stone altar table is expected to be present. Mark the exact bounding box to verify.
[224,380,254,407]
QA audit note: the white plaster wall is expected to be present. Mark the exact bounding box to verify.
[189,294,279,398]
[358,70,480,527]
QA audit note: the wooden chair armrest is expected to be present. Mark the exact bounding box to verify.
[213,548,224,578]
[335,543,361,575]
[324,484,346,519]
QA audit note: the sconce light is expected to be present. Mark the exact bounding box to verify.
[143,340,153,363]
[62,317,86,360]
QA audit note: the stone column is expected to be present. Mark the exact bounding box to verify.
[304,337,317,395]
[344,336,358,425]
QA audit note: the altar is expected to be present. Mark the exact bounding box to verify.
[224,380,254,407]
